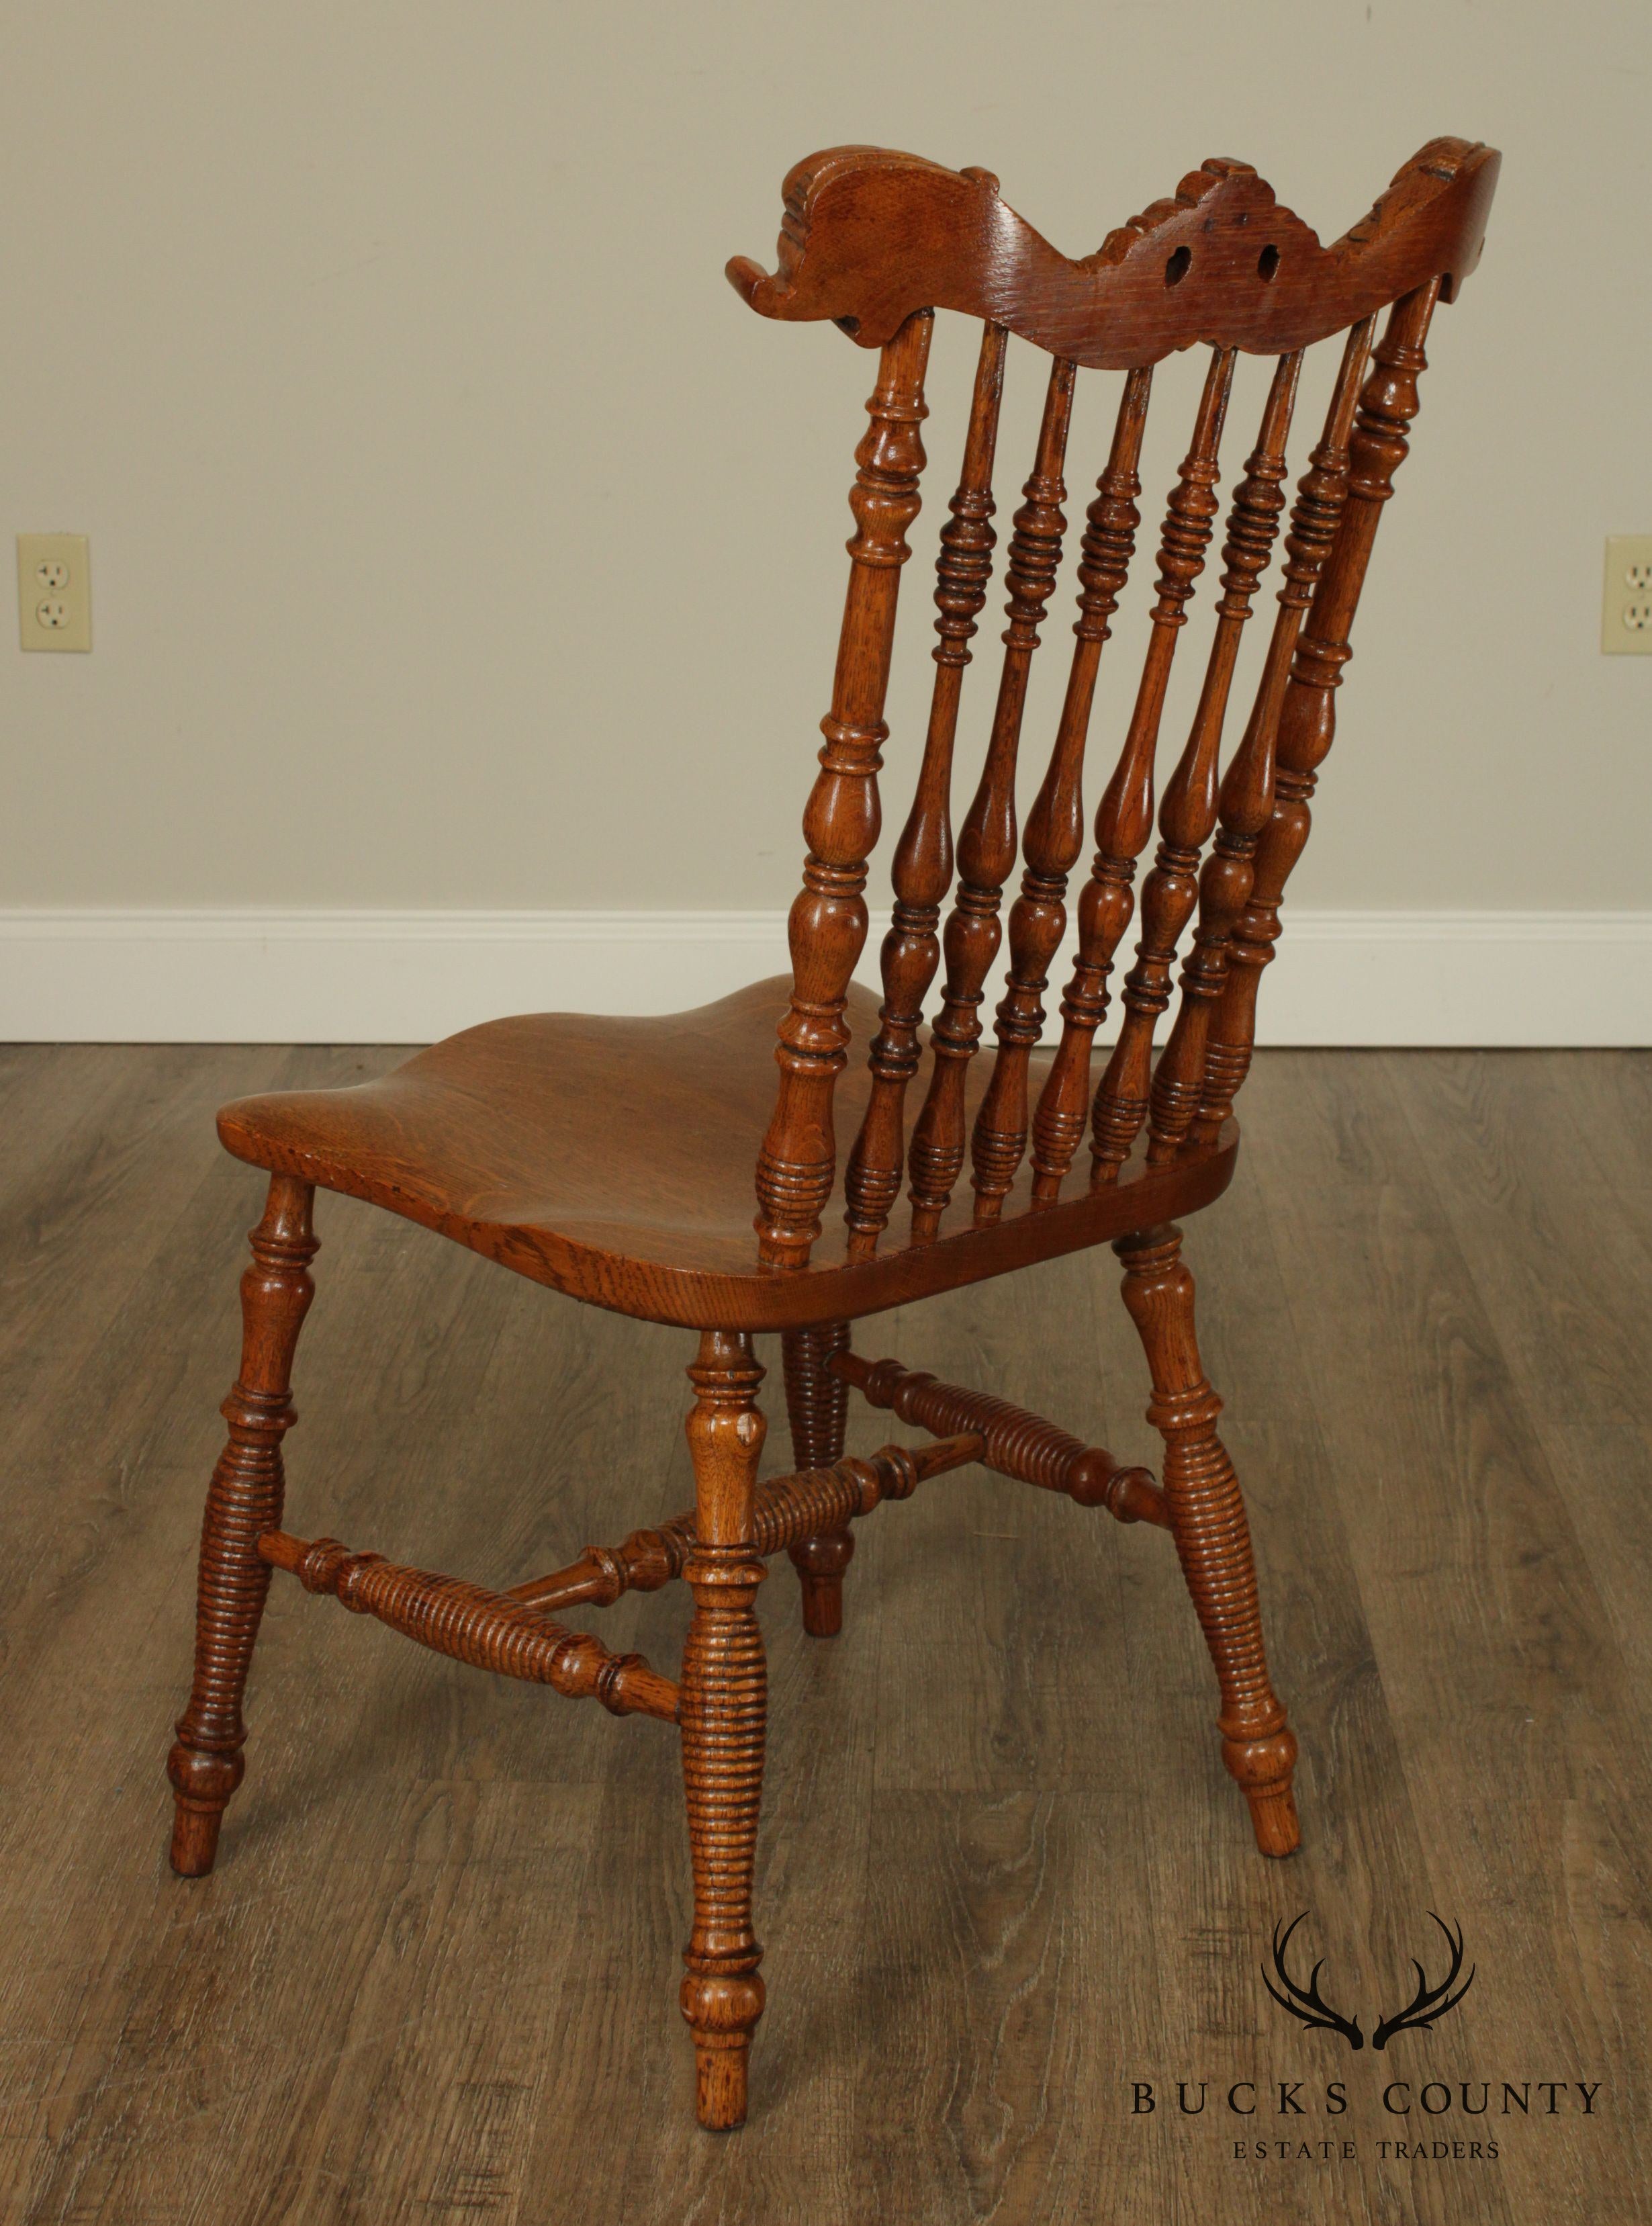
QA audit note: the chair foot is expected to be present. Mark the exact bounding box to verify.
[781,1321,852,1637]
[1224,1727,1302,1857]
[1242,1779,1302,1859]
[167,1175,318,1877]
[682,1973,766,2130]
[1115,1224,1302,1859]
[789,1529,855,1636]
[167,1752,237,1876]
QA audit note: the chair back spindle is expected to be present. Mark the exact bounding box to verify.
[1168,318,1375,1155]
[754,310,933,1267]
[1189,285,1439,1147]
[1087,347,1238,1180]
[904,355,1078,1240]
[1027,370,1157,1198]
[970,368,1154,1220]
[843,322,1009,1253]
[1141,346,1305,1161]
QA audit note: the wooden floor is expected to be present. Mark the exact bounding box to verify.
[0,1043,1647,2225]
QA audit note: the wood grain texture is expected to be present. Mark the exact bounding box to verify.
[1,1044,1647,2220]
[257,1525,682,1721]
[728,140,1498,365]
[835,1347,1167,1527]
[1114,1223,1298,1856]
[505,1430,982,1618]
[218,979,1240,1330]
[678,1330,769,2127]
[1238,1049,1652,2226]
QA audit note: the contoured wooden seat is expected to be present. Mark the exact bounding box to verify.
[218,979,1237,1327]
[167,134,1500,2134]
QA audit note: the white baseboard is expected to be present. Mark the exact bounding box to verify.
[1,907,1648,1046]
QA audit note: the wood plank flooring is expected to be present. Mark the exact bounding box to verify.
[0,1044,1646,2224]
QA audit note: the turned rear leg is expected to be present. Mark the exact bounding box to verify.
[167,1175,318,1875]
[679,1330,769,2129]
[780,1321,854,1636]
[1114,1224,1299,1857]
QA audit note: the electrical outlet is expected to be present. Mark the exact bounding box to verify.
[1602,535,1652,655]
[17,533,91,652]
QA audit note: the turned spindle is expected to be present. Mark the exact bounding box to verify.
[972,367,1155,1218]
[1145,348,1303,1162]
[1193,290,1439,1146]
[257,1529,681,1722]
[167,1177,318,1877]
[1173,319,1375,1155]
[906,355,1078,1239]
[1087,347,1238,1181]
[844,324,1008,1253]
[1025,369,1160,1202]
[836,1348,1167,1527]
[504,1432,985,1617]
[755,312,932,1267]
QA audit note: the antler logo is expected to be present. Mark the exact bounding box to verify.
[1371,1912,1475,2049]
[1262,1913,1476,2053]
[1263,1914,1365,2050]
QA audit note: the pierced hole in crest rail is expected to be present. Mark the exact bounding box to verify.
[1164,245,1191,288]
[1257,244,1281,282]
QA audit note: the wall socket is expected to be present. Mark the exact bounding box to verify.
[1602,535,1652,655]
[17,533,91,652]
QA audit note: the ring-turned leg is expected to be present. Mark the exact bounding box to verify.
[680,1330,768,2129]
[780,1321,854,1636]
[167,1175,319,1875]
[1114,1225,1299,1857]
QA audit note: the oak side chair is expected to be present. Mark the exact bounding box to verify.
[165,138,1501,2131]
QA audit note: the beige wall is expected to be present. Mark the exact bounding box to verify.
[1,0,1646,917]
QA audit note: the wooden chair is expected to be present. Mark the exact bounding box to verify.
[165,137,1500,2130]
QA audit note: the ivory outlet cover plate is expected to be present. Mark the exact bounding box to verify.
[17,533,91,652]
[1602,534,1652,656]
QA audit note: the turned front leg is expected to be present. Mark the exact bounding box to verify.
[680,1330,768,2129]
[1114,1225,1299,1857]
[780,1322,854,1636]
[167,1175,318,1875]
